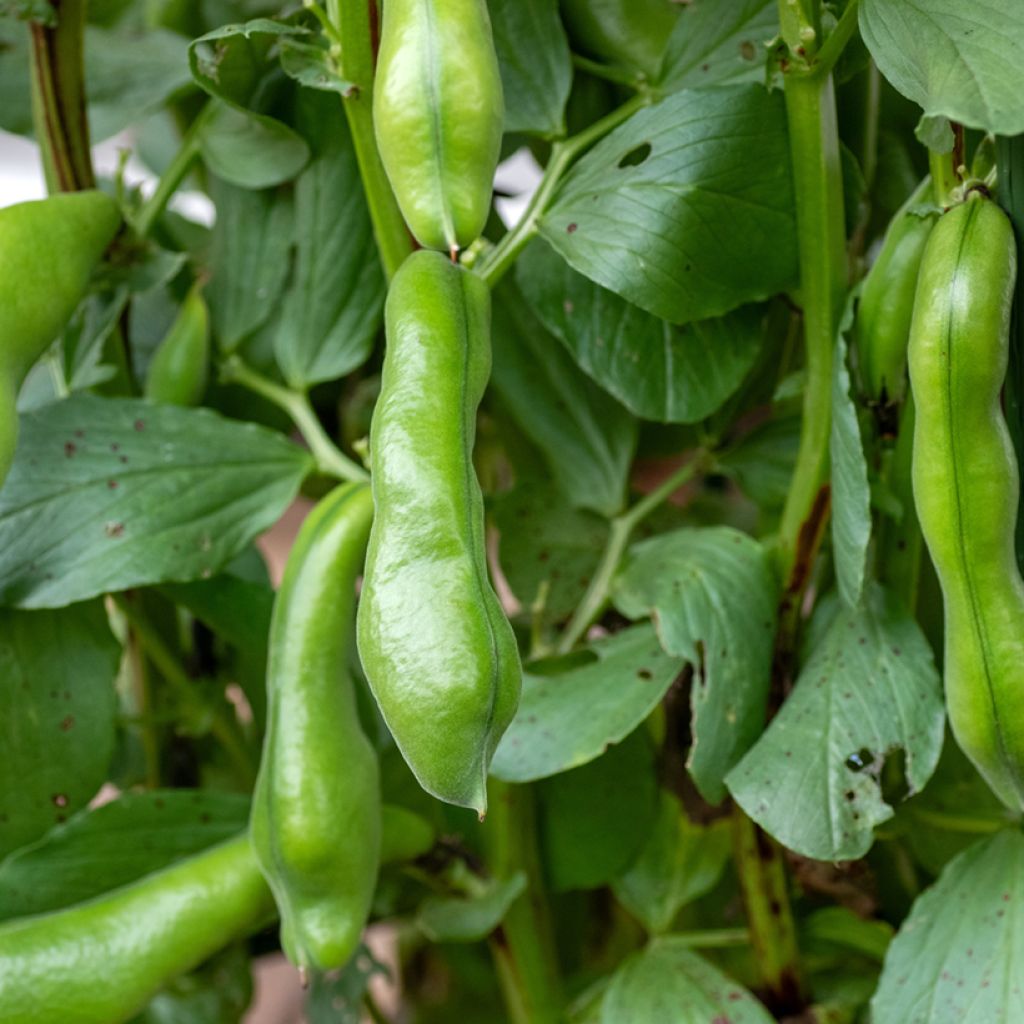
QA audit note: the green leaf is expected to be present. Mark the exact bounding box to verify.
[198,101,310,190]
[0,395,312,608]
[490,279,637,517]
[860,0,1024,136]
[207,177,294,352]
[274,90,384,387]
[517,240,764,423]
[871,830,1024,1023]
[305,945,389,1024]
[0,601,119,858]
[492,481,609,627]
[487,0,570,137]
[598,938,774,1023]
[0,790,249,920]
[85,24,194,140]
[801,906,893,963]
[538,729,658,892]
[278,37,351,94]
[658,0,777,92]
[726,584,946,861]
[130,943,253,1024]
[718,414,801,510]
[188,18,307,108]
[613,527,777,803]
[540,86,797,325]
[417,874,527,943]
[613,791,732,934]
[831,316,871,609]
[490,624,685,783]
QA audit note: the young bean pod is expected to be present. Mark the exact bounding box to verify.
[250,483,380,974]
[357,250,521,816]
[909,192,1024,811]
[0,834,273,1024]
[374,0,503,255]
[0,191,121,483]
[144,284,210,406]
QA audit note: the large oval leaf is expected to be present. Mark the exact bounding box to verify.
[0,395,312,608]
[539,85,796,325]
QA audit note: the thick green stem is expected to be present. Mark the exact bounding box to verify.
[29,0,94,192]
[731,809,805,1013]
[556,454,706,654]
[112,593,256,788]
[220,357,369,483]
[326,0,413,281]
[928,148,959,207]
[777,65,847,582]
[478,92,651,289]
[484,781,562,1024]
[134,105,213,238]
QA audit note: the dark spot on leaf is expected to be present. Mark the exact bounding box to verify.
[637,668,652,680]
[105,522,125,538]
[52,793,69,808]
[60,715,74,731]
[134,419,146,431]
[740,40,757,61]
[64,442,77,457]
[74,429,85,438]
[108,480,118,490]
[618,142,651,168]
[566,223,577,234]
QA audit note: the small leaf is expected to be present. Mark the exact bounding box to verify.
[540,86,797,325]
[417,874,526,943]
[490,279,637,517]
[198,101,310,190]
[718,414,801,509]
[599,937,774,1023]
[726,584,946,861]
[487,0,570,137]
[0,395,312,608]
[274,90,384,387]
[517,240,765,423]
[860,0,1024,136]
[492,481,609,627]
[538,730,658,892]
[490,624,685,783]
[0,790,249,920]
[0,601,119,858]
[871,830,1024,1024]
[305,944,389,1024]
[206,177,294,352]
[831,312,872,609]
[613,527,777,803]
[658,0,777,92]
[613,791,732,934]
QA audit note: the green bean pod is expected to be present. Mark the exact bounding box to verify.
[857,179,937,414]
[909,193,1024,810]
[357,250,521,816]
[373,0,504,255]
[0,191,121,483]
[250,483,380,974]
[0,834,273,1024]
[144,284,210,406]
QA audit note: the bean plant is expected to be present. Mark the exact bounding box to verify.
[1,1,1023,1022]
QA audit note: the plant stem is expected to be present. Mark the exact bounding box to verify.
[112,593,256,787]
[28,0,94,192]
[809,0,860,78]
[125,622,162,788]
[776,54,847,584]
[666,928,751,949]
[478,92,651,289]
[731,809,805,1013]
[928,148,959,207]
[326,0,413,281]
[220,357,369,483]
[484,780,562,1024]
[134,104,213,238]
[570,53,643,89]
[556,454,706,654]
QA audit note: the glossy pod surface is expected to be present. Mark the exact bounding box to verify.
[250,483,380,973]
[0,191,121,483]
[0,834,273,1024]
[357,251,521,815]
[909,194,1024,810]
[857,180,936,410]
[374,0,503,254]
